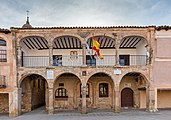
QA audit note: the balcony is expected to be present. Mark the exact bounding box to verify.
[0,75,6,88]
[19,35,148,68]
[21,55,147,67]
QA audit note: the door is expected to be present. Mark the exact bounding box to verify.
[121,88,133,107]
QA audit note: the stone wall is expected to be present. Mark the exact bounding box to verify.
[157,90,171,108]
[0,93,9,113]
[31,79,45,109]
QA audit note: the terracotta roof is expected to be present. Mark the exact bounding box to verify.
[156,26,171,31]
[0,28,11,34]
[11,26,155,30]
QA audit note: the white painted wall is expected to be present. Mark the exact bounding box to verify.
[136,40,147,55]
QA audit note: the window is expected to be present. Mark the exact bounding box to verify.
[53,55,62,66]
[119,55,130,66]
[55,88,68,98]
[86,55,96,66]
[99,83,108,97]
[0,40,7,62]
[80,83,89,98]
[0,40,6,46]
[70,51,78,60]
[0,75,6,88]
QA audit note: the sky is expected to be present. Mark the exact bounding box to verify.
[0,0,171,29]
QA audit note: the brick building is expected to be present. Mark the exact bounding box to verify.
[0,20,171,117]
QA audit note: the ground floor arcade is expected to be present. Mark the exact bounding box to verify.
[1,67,171,116]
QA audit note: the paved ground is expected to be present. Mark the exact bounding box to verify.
[0,107,171,120]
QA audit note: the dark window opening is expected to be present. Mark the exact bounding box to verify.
[0,75,6,88]
[86,55,96,66]
[0,40,6,46]
[53,55,62,66]
[99,83,108,97]
[0,40,7,62]
[59,83,64,86]
[119,55,130,66]
[55,88,68,98]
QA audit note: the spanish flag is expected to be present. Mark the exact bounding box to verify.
[92,37,103,59]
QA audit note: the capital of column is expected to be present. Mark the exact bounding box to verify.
[82,43,86,47]
[78,32,90,38]
[17,45,21,49]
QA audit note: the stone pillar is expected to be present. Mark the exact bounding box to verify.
[17,46,22,67]
[9,88,22,117]
[77,32,90,66]
[147,87,158,112]
[49,46,53,66]
[113,33,120,66]
[82,44,86,66]
[48,88,54,114]
[81,82,87,114]
[114,84,121,112]
[92,82,96,108]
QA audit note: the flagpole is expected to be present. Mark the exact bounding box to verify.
[77,32,90,66]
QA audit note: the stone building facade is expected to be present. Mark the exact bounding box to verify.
[0,24,171,117]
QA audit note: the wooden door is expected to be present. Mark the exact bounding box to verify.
[121,88,133,107]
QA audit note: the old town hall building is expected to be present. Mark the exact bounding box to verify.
[0,18,171,117]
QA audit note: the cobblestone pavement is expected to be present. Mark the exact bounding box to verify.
[1,107,171,120]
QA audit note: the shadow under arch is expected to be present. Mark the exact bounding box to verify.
[87,35,115,49]
[52,35,82,49]
[19,72,47,87]
[87,72,115,109]
[20,73,48,113]
[119,71,149,85]
[53,72,82,110]
[19,36,49,50]
[120,35,149,48]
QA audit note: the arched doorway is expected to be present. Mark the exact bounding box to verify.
[54,73,81,110]
[120,72,148,109]
[20,74,48,113]
[121,88,133,107]
[87,72,114,109]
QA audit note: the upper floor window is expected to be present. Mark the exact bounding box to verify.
[53,55,62,66]
[55,88,68,98]
[0,40,6,46]
[80,83,90,98]
[0,75,6,88]
[0,40,7,62]
[99,83,108,97]
[119,55,129,66]
[86,55,96,66]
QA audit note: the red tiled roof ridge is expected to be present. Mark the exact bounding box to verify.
[10,25,155,29]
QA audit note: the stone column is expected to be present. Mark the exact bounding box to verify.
[113,33,120,66]
[49,45,53,66]
[81,82,87,114]
[17,46,22,67]
[147,87,158,112]
[92,82,96,108]
[114,84,121,112]
[82,44,86,66]
[77,32,90,66]
[9,87,22,117]
[48,87,54,114]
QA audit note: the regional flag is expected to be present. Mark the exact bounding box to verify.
[92,37,103,59]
